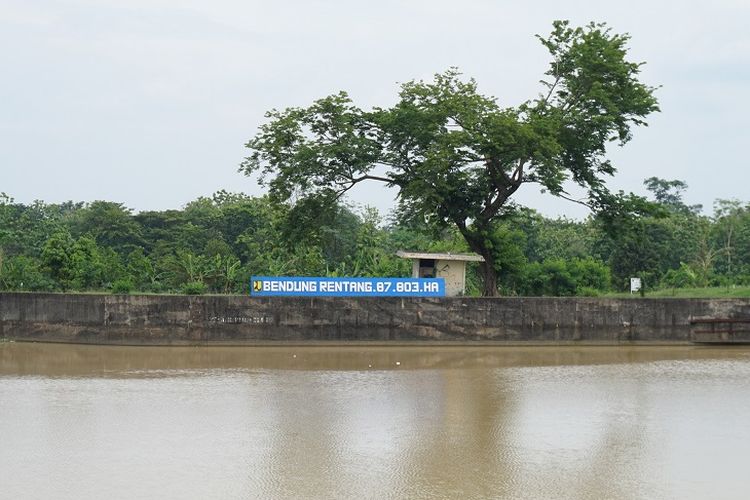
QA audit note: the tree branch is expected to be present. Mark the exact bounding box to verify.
[485,158,512,187]
[541,75,561,106]
[555,191,594,209]
[332,173,398,201]
[511,158,526,184]
[478,158,526,222]
[358,174,396,184]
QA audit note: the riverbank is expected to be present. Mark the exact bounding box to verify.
[3,292,750,345]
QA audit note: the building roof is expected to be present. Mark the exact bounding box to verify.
[395,250,485,262]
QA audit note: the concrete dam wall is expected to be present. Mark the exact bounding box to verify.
[2,292,750,345]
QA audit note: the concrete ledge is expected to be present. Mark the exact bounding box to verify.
[2,292,750,345]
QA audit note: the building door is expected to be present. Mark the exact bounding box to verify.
[418,259,436,278]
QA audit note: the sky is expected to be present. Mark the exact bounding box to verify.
[1,0,748,219]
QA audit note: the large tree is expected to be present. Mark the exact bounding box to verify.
[240,21,659,295]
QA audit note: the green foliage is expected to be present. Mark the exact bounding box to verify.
[347,207,409,277]
[111,279,134,295]
[576,287,601,297]
[71,201,143,254]
[644,177,701,215]
[40,230,75,290]
[530,218,597,261]
[520,257,610,296]
[2,167,750,300]
[524,260,575,296]
[180,281,207,295]
[1,196,79,259]
[0,185,749,297]
[595,211,704,289]
[69,236,106,290]
[0,254,52,291]
[491,224,528,294]
[711,199,749,279]
[661,263,698,291]
[205,254,243,293]
[569,257,611,291]
[126,248,160,291]
[167,250,209,286]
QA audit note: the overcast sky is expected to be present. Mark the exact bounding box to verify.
[2,0,748,218]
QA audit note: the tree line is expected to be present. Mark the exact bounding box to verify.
[1,179,748,296]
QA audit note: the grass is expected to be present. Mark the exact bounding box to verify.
[603,286,750,299]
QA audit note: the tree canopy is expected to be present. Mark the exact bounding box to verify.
[240,21,659,295]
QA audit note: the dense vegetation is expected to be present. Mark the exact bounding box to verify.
[1,178,748,296]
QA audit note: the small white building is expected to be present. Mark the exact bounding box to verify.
[396,250,485,297]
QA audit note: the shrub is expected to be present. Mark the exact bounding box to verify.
[111,279,133,294]
[180,281,207,295]
[661,263,697,291]
[519,257,610,296]
[569,257,611,291]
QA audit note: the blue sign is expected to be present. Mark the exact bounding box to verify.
[251,276,445,297]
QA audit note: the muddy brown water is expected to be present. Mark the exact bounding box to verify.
[2,342,750,499]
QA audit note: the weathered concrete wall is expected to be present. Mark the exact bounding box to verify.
[2,292,750,345]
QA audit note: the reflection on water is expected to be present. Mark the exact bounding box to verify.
[2,342,750,499]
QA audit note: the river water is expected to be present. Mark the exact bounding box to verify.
[2,342,750,500]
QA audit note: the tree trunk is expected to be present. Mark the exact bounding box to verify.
[480,258,499,297]
[471,240,499,296]
[458,226,500,297]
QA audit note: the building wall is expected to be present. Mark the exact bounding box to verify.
[411,260,420,279]
[435,260,467,296]
[3,292,750,344]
